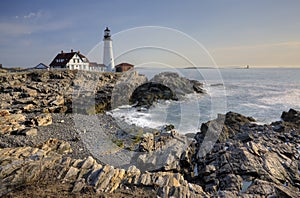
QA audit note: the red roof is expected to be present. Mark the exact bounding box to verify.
[49,51,88,67]
[115,62,134,67]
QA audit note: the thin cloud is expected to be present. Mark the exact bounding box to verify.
[0,20,72,36]
[213,41,300,52]
[23,11,43,20]
[24,12,36,19]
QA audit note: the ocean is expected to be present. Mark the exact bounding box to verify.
[110,68,300,134]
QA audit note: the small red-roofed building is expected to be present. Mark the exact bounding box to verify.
[115,63,134,72]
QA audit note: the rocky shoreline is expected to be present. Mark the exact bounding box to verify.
[0,69,300,197]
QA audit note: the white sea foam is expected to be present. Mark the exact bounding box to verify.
[258,89,300,107]
[110,68,300,134]
[241,103,271,109]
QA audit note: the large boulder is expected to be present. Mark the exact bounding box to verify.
[281,108,300,125]
[271,108,300,133]
[0,110,26,134]
[110,71,148,108]
[151,72,205,98]
[130,82,178,108]
[199,112,256,143]
[131,130,188,172]
[129,72,205,108]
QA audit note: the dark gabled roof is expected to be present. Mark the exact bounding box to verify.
[49,51,88,67]
[34,63,49,68]
[115,62,134,67]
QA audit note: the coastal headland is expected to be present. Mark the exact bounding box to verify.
[0,69,299,197]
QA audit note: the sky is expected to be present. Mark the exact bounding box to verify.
[0,0,299,68]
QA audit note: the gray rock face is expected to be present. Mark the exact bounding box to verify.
[0,142,207,198]
[129,72,205,108]
[271,108,300,134]
[180,111,300,197]
[0,69,121,118]
[111,71,148,108]
[0,70,124,134]
[151,72,205,98]
[132,130,188,172]
[1,70,300,197]
[130,82,178,108]
[199,111,256,143]
[281,108,300,124]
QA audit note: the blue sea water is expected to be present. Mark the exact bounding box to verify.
[110,68,300,134]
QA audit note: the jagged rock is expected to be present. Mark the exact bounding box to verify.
[111,71,148,108]
[199,112,256,143]
[0,111,26,134]
[21,86,38,97]
[130,82,178,108]
[132,131,188,172]
[180,110,300,197]
[50,95,65,106]
[190,80,206,93]
[151,72,205,98]
[281,108,300,124]
[20,128,38,136]
[0,109,10,116]
[31,113,52,126]
[22,103,35,111]
[0,146,208,197]
[37,138,72,154]
[128,72,205,108]
[0,70,122,115]
[138,133,154,152]
[243,179,300,197]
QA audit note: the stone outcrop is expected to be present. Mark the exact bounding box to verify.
[151,72,205,98]
[0,70,121,118]
[0,141,207,198]
[180,110,300,197]
[129,72,205,108]
[199,111,256,143]
[111,71,148,108]
[281,108,300,124]
[0,70,123,134]
[132,129,188,172]
[130,82,178,108]
[0,110,25,134]
[271,108,300,134]
[1,70,300,197]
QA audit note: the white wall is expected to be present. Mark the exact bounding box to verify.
[66,53,89,71]
[103,39,115,72]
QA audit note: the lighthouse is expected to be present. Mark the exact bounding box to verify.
[103,27,115,72]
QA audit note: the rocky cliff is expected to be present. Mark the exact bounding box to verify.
[0,70,299,197]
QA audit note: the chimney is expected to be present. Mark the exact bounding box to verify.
[61,50,64,54]
[71,49,74,53]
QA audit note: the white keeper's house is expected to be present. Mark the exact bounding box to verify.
[49,49,106,72]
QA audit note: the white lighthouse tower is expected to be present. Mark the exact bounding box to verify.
[103,27,115,72]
